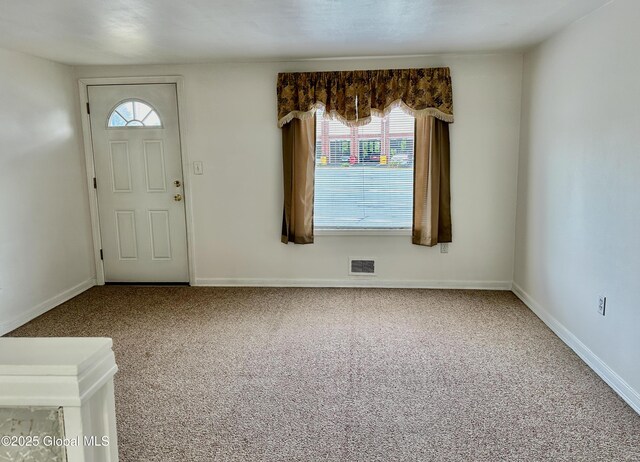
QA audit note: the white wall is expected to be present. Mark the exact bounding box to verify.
[76,54,523,287]
[0,49,95,334]
[514,0,640,406]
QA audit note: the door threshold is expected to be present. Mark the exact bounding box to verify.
[104,282,190,286]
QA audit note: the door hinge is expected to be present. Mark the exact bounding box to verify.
[93,177,97,189]
[86,102,90,114]
[99,249,104,260]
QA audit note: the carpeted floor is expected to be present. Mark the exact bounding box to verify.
[7,287,640,461]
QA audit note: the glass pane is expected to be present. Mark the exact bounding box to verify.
[0,407,66,461]
[389,138,414,166]
[143,111,161,126]
[327,118,350,136]
[116,101,134,121]
[388,108,414,132]
[358,139,381,163]
[314,106,414,229]
[133,101,152,120]
[329,140,350,165]
[108,112,127,127]
[107,100,162,128]
[357,116,381,135]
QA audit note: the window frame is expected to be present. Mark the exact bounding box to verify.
[106,98,164,129]
[314,228,411,236]
[314,108,415,235]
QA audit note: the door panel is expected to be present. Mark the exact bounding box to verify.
[143,141,167,192]
[88,84,188,282]
[148,210,172,260]
[115,210,138,260]
[109,141,132,192]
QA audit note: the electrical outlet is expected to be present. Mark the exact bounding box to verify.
[598,295,606,316]
[440,243,449,253]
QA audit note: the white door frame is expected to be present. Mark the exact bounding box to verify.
[78,76,196,285]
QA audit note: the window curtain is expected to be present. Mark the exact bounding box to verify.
[281,117,315,244]
[413,116,452,246]
[277,68,453,128]
[277,67,453,245]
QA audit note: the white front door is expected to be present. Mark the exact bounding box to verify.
[88,84,189,283]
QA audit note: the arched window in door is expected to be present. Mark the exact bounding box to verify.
[107,100,162,127]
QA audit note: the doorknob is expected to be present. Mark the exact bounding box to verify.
[174,180,181,187]
[174,194,183,202]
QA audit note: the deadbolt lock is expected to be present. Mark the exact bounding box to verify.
[174,194,183,202]
[174,180,182,187]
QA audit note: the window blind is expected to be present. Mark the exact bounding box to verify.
[314,107,415,229]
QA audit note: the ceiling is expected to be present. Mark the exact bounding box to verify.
[0,0,610,65]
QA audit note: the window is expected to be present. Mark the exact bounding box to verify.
[108,100,162,128]
[314,107,415,230]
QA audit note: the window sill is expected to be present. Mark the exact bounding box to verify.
[315,228,411,236]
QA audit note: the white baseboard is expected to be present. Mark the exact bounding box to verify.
[0,278,96,336]
[195,278,512,290]
[512,282,640,415]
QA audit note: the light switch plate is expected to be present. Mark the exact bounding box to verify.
[193,161,203,175]
[598,295,606,316]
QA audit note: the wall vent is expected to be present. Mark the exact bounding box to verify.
[349,258,376,276]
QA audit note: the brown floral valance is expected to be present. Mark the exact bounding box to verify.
[277,67,453,128]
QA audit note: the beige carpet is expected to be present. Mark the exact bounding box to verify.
[7,287,640,461]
